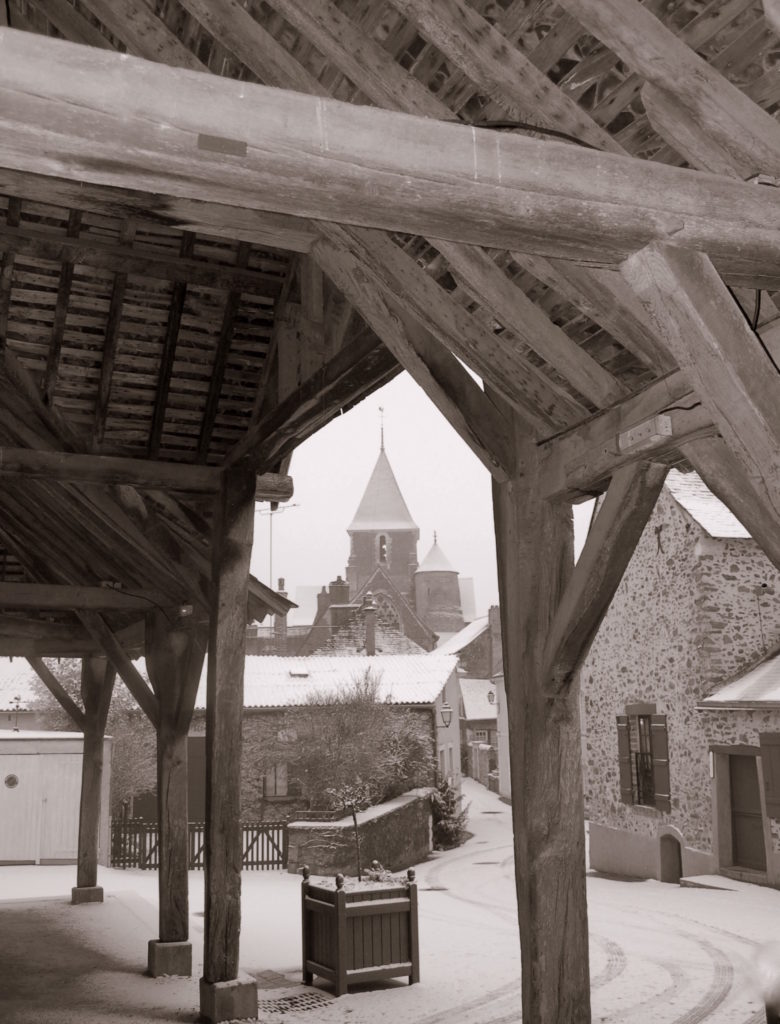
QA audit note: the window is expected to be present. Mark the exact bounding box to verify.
[617,706,671,812]
[378,534,388,563]
[474,729,488,742]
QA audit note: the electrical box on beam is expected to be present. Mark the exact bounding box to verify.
[617,414,673,454]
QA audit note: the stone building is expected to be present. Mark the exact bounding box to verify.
[582,470,780,887]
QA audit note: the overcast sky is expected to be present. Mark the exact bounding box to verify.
[249,372,592,620]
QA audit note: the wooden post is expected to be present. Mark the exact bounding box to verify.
[72,656,114,904]
[145,606,206,978]
[492,417,591,1023]
[200,461,257,1024]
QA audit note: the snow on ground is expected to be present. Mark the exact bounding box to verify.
[0,779,779,1023]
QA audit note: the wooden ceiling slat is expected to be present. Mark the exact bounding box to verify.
[76,0,207,72]
[25,0,114,50]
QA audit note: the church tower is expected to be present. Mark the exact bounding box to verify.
[415,534,465,634]
[345,440,419,602]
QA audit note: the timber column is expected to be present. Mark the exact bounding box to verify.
[146,606,206,978]
[72,656,114,905]
[200,461,257,1023]
[492,420,591,1023]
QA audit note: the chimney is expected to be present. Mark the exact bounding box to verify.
[361,591,377,657]
[316,585,330,618]
[328,575,350,604]
[273,577,288,653]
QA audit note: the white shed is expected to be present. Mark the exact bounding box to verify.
[0,731,111,865]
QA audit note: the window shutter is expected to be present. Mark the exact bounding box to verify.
[651,715,671,812]
[616,716,633,804]
[759,733,780,819]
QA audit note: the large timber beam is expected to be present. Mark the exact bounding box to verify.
[201,463,257,1023]
[72,656,114,905]
[493,414,590,1022]
[0,582,173,612]
[622,243,780,521]
[1,30,780,280]
[538,371,714,501]
[79,611,159,728]
[27,656,86,729]
[146,607,207,979]
[542,461,668,694]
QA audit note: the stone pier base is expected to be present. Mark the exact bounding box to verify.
[147,939,192,977]
[71,885,104,905]
[199,972,257,1023]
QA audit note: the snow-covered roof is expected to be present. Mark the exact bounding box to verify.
[459,678,498,722]
[0,652,457,712]
[665,469,750,539]
[435,616,489,655]
[230,654,456,708]
[347,448,418,533]
[699,647,780,708]
[417,539,456,574]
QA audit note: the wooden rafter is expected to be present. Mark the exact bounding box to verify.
[0,196,20,342]
[79,610,159,727]
[312,231,514,480]
[94,220,133,444]
[622,243,780,520]
[197,242,249,462]
[27,655,86,729]
[43,207,81,406]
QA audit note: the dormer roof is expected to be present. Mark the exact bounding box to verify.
[417,537,457,574]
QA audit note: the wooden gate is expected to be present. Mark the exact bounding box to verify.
[111,820,287,870]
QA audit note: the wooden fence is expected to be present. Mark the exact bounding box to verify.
[111,820,288,870]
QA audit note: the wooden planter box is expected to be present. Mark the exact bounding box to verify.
[301,867,420,995]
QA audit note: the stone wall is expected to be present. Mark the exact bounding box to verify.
[286,790,433,876]
[581,487,780,871]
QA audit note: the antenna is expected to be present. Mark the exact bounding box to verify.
[379,406,385,450]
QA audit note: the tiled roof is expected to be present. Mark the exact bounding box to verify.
[665,470,750,539]
[459,677,498,721]
[699,647,780,708]
[435,616,489,655]
[347,448,418,533]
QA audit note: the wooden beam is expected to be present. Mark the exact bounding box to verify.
[681,436,780,573]
[26,0,115,50]
[538,371,715,501]
[197,243,249,463]
[312,232,514,479]
[2,31,780,278]
[436,241,627,408]
[383,0,624,154]
[542,461,668,694]
[227,331,400,470]
[77,0,207,72]
[146,608,206,969]
[203,463,255,990]
[43,208,81,407]
[492,415,590,1022]
[0,196,20,344]
[75,655,114,892]
[317,224,586,432]
[79,611,159,728]
[621,243,780,520]
[27,656,86,729]
[512,256,676,373]
[0,582,173,612]
[95,220,134,444]
[556,0,780,180]
[0,168,317,253]
[0,447,224,491]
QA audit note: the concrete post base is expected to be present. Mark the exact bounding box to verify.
[199,972,257,1023]
[148,939,192,977]
[71,885,104,905]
